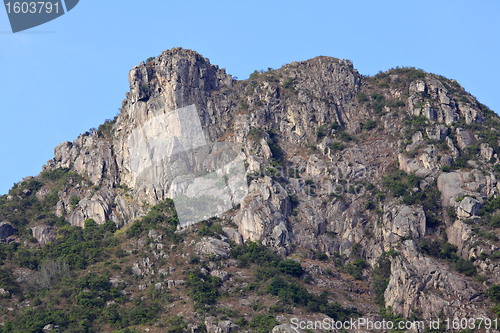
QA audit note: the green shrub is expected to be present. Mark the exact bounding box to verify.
[283,77,295,90]
[186,268,222,309]
[316,125,327,138]
[372,255,391,306]
[70,196,80,210]
[249,70,260,80]
[266,276,358,320]
[330,142,344,151]
[357,93,368,102]
[249,314,279,333]
[488,284,500,303]
[363,120,377,131]
[441,165,451,172]
[344,258,365,280]
[277,260,303,277]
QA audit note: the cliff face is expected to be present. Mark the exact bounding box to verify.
[4,47,500,330]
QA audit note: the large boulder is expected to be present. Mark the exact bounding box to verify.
[31,226,56,246]
[222,227,243,244]
[456,196,483,219]
[456,128,475,150]
[0,222,17,239]
[195,237,231,259]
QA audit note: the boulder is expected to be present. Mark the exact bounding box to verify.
[195,237,231,259]
[480,143,494,160]
[0,222,17,239]
[222,227,243,244]
[456,128,475,150]
[457,196,482,219]
[31,226,56,246]
[204,316,238,333]
[272,324,302,333]
[210,270,229,282]
[426,124,449,141]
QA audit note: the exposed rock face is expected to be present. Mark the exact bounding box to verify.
[456,196,482,219]
[456,128,475,150]
[31,226,56,246]
[195,237,231,259]
[446,220,499,261]
[0,222,17,239]
[222,227,243,244]
[384,241,485,320]
[234,176,291,245]
[437,170,487,207]
[379,204,426,245]
[481,143,494,160]
[426,124,448,140]
[31,48,499,321]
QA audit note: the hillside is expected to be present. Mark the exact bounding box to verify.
[1,47,500,332]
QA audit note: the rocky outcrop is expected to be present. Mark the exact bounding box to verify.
[195,237,231,259]
[234,176,291,245]
[272,324,302,333]
[204,316,238,333]
[68,188,116,226]
[456,196,483,219]
[426,124,448,140]
[222,227,243,244]
[480,143,494,160]
[31,226,56,246]
[0,222,17,239]
[385,240,484,320]
[28,48,500,323]
[378,204,426,245]
[446,220,498,260]
[398,145,439,177]
[437,170,487,207]
[456,128,475,150]
[210,270,229,282]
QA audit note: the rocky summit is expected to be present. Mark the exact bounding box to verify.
[1,47,500,332]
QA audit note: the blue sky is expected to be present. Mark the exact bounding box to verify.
[0,0,499,195]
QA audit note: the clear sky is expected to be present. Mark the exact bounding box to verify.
[0,0,499,195]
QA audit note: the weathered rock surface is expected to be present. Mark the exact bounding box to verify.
[204,316,238,333]
[222,227,243,244]
[385,240,485,320]
[24,48,499,322]
[234,176,291,245]
[0,222,17,239]
[379,204,426,245]
[195,237,231,259]
[456,128,475,150]
[31,226,56,246]
[272,324,303,333]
